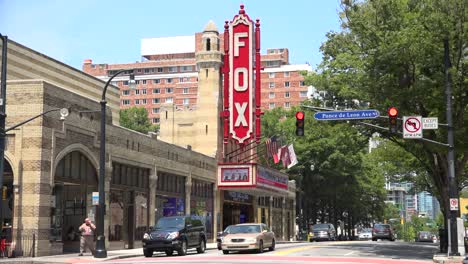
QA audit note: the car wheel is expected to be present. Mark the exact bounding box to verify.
[257,240,264,253]
[143,249,153,257]
[177,240,187,256]
[222,250,229,255]
[269,239,275,251]
[197,238,206,253]
[165,250,173,256]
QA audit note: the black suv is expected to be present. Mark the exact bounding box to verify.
[142,215,206,257]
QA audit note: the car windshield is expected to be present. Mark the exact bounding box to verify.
[361,228,372,233]
[154,217,185,229]
[313,224,329,231]
[229,225,261,234]
[224,225,233,233]
[374,224,390,229]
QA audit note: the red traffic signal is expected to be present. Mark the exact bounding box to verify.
[388,107,398,117]
[295,111,305,136]
[296,111,305,120]
[388,107,398,133]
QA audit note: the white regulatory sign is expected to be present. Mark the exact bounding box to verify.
[422,117,438,130]
[450,198,459,211]
[403,116,422,139]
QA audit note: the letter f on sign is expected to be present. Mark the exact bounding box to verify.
[234,32,248,57]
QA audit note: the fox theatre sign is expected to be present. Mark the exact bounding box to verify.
[218,5,289,195]
[222,4,262,145]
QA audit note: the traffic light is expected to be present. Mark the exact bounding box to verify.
[388,107,398,133]
[295,111,305,136]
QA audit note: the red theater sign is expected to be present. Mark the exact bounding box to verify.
[222,4,262,145]
[229,8,254,144]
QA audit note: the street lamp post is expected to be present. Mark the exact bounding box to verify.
[95,69,135,258]
[0,33,8,235]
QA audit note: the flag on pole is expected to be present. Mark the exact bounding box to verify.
[287,144,298,169]
[279,145,291,167]
[265,136,280,163]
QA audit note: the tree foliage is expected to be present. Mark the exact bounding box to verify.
[305,0,467,219]
[261,107,387,234]
[119,107,158,134]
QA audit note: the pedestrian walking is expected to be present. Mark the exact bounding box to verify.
[78,218,96,256]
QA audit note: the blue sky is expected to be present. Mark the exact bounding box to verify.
[0,0,342,70]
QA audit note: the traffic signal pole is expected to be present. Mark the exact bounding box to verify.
[444,38,459,256]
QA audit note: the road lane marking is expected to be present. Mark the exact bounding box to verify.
[274,241,360,256]
[344,251,355,256]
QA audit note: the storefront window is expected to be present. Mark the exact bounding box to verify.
[109,191,124,241]
[135,192,148,240]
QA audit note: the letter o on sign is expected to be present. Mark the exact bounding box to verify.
[234,67,248,91]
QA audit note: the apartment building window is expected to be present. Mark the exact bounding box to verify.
[142,99,147,105]
[142,80,147,85]
[269,103,275,109]
[122,100,130,105]
[168,67,177,73]
[135,89,140,95]
[166,88,173,93]
[135,80,140,85]
[152,108,160,114]
[153,88,160,94]
[166,97,173,103]
[183,98,189,105]
[111,81,119,86]
[167,78,173,83]
[269,72,275,78]
[144,69,150,74]
[123,81,129,86]
[269,92,275,98]
[284,102,291,108]
[152,118,160,123]
[269,82,275,88]
[135,99,140,105]
[284,72,290,77]
[183,88,189,94]
[284,81,290,87]
[300,81,305,86]
[157,68,163,73]
[142,89,147,95]
[137,69,142,73]
[300,91,308,97]
[181,66,192,72]
[179,77,190,83]
[122,90,130,96]
[285,92,290,98]
[152,98,160,104]
[154,79,160,84]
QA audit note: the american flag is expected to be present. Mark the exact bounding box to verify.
[265,136,280,163]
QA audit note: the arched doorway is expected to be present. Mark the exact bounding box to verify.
[51,151,97,253]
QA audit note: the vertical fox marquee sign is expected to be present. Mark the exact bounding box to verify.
[223,4,262,145]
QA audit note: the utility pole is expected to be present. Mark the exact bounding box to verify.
[444,38,459,255]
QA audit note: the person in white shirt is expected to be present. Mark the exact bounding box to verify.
[78,218,96,256]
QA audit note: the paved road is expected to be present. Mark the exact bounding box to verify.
[101,240,439,264]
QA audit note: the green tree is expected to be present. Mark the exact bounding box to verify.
[119,107,158,134]
[306,0,467,220]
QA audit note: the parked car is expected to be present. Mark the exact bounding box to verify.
[416,231,435,242]
[309,223,336,242]
[217,225,233,250]
[142,215,206,257]
[221,223,275,254]
[358,228,372,240]
[372,223,395,241]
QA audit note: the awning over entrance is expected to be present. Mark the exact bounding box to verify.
[217,163,292,198]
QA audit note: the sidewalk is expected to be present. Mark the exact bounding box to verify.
[0,241,302,264]
[0,243,218,264]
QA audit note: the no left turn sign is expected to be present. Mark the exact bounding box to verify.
[450,198,459,211]
[403,116,422,139]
